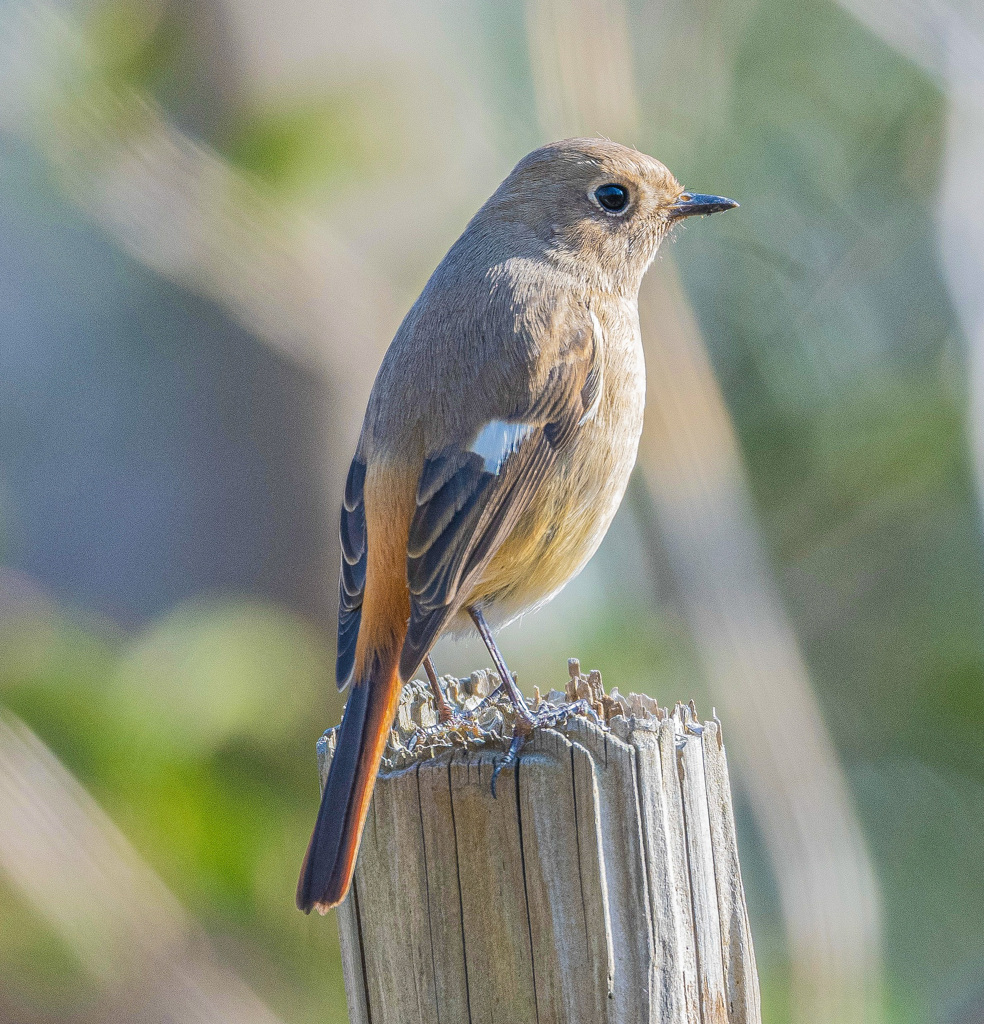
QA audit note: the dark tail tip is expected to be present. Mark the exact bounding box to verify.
[296,850,319,914]
[296,679,372,913]
[297,826,349,914]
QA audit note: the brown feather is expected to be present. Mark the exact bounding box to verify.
[299,138,737,911]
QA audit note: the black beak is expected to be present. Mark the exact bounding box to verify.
[666,192,739,220]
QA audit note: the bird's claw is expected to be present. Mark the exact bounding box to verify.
[489,697,598,798]
[490,729,525,798]
[408,714,486,752]
[534,697,598,729]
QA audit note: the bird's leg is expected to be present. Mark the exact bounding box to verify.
[469,606,543,797]
[468,607,534,726]
[407,656,486,751]
[479,691,599,796]
[467,607,601,795]
[422,654,455,724]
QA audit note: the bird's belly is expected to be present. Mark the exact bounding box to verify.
[466,348,645,625]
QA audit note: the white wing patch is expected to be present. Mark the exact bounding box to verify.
[470,420,533,473]
[579,312,605,425]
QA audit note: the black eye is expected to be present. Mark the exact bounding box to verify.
[594,183,629,212]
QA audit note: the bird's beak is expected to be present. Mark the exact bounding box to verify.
[666,192,739,220]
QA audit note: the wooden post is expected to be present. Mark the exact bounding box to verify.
[318,663,761,1024]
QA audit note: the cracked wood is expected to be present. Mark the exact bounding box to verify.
[325,691,761,1024]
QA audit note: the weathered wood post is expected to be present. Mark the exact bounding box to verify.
[318,662,761,1024]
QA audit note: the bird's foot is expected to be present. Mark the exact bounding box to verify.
[533,696,599,730]
[422,655,457,724]
[490,727,526,798]
[489,697,599,797]
[407,714,487,752]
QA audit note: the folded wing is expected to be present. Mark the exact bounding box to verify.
[336,457,367,690]
[399,311,603,680]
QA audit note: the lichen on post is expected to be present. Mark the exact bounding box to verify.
[318,661,761,1024]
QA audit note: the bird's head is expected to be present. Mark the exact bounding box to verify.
[485,138,737,294]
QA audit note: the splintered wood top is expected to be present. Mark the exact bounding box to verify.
[320,662,761,1024]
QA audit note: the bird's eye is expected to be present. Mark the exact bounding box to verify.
[594,183,629,212]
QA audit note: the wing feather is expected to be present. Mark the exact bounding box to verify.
[336,457,367,690]
[397,311,602,679]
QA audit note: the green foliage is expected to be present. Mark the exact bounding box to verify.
[223,93,388,197]
[6,0,984,1018]
[84,0,188,96]
[665,0,984,1013]
[0,601,347,1023]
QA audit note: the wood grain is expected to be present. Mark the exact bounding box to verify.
[317,674,761,1024]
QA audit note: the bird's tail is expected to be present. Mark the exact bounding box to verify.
[296,643,404,913]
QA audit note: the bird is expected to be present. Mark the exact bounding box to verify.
[297,138,737,914]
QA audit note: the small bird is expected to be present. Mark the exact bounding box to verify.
[297,138,736,914]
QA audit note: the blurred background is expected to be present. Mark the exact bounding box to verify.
[1,0,983,1021]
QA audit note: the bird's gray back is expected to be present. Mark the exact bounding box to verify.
[361,219,590,462]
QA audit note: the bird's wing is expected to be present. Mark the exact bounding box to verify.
[399,310,603,680]
[336,457,367,690]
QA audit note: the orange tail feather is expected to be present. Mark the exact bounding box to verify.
[296,644,403,913]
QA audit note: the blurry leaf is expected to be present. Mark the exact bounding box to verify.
[110,600,330,753]
[0,596,123,781]
[0,602,118,697]
[854,760,984,1017]
[84,0,187,95]
[222,91,392,197]
[0,882,96,1018]
[521,600,704,708]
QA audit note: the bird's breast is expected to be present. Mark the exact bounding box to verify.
[470,301,645,622]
